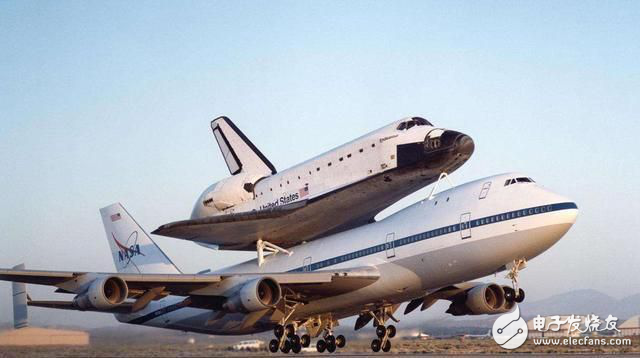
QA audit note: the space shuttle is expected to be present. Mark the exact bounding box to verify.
[153,116,475,255]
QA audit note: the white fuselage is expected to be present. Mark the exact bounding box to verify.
[118,173,578,335]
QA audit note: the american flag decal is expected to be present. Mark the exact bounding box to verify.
[111,213,122,222]
[298,186,309,198]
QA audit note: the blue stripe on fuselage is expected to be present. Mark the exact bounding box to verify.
[289,202,577,272]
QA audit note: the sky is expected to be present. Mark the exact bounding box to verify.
[0,1,638,328]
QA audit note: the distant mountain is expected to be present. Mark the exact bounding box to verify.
[519,289,638,320]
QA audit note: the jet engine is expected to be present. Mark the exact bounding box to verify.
[446,283,515,316]
[73,276,128,310]
[222,278,281,313]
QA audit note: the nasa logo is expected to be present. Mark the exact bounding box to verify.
[492,305,528,349]
[112,231,145,268]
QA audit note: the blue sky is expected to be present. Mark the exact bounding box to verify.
[1,1,638,327]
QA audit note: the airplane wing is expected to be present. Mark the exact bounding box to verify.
[0,266,379,311]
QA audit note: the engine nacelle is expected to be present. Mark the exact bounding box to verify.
[73,276,128,310]
[222,278,281,313]
[446,283,510,316]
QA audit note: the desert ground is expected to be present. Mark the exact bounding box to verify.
[1,336,638,357]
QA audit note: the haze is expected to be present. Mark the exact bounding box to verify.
[1,1,638,328]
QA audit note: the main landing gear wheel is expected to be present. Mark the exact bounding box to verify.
[291,342,302,354]
[285,324,296,338]
[274,324,284,338]
[290,335,301,347]
[335,334,346,348]
[300,334,311,347]
[371,339,381,352]
[316,339,327,353]
[386,325,396,338]
[376,325,386,338]
[515,288,525,303]
[281,339,291,353]
[269,339,279,353]
[382,340,391,352]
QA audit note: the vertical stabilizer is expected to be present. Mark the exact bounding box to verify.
[100,203,181,274]
[211,116,277,176]
[12,263,28,329]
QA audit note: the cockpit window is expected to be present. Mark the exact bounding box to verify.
[396,117,433,131]
[505,177,535,186]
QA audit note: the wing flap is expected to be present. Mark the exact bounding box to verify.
[28,300,135,314]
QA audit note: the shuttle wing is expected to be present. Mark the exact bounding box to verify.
[153,168,430,250]
[153,200,308,250]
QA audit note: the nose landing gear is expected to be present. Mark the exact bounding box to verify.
[506,258,527,303]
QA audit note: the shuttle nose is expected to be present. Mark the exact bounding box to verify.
[455,133,475,156]
[429,130,474,157]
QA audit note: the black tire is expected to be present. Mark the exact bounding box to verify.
[335,334,346,348]
[274,325,285,338]
[382,339,391,352]
[504,287,516,303]
[371,339,381,352]
[387,325,396,338]
[285,324,296,338]
[327,341,336,353]
[316,339,327,353]
[292,342,302,354]
[269,339,279,353]
[291,335,301,346]
[325,335,336,347]
[281,339,291,353]
[516,288,525,303]
[300,334,311,347]
[376,325,386,338]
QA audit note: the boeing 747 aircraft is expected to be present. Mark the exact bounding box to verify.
[0,173,577,353]
[153,116,475,255]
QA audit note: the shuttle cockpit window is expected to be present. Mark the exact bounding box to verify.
[504,177,536,186]
[396,117,433,131]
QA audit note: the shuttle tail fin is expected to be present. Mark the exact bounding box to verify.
[210,116,277,176]
[100,203,181,274]
[12,263,28,329]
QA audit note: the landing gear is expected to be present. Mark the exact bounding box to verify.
[368,308,398,353]
[271,323,325,354]
[335,335,346,348]
[370,324,395,353]
[506,258,527,304]
[272,324,303,354]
